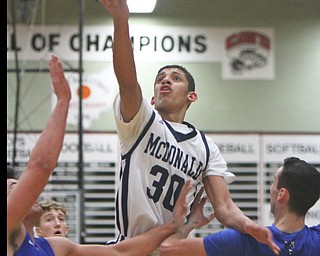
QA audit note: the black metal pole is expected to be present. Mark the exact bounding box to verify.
[11,0,21,167]
[78,0,85,244]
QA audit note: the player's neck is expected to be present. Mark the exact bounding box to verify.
[159,112,184,123]
[274,212,305,233]
[156,105,186,123]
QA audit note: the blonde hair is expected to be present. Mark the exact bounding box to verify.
[39,199,68,215]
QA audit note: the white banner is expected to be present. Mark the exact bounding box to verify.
[7,25,218,62]
[208,134,260,162]
[7,25,274,79]
[7,133,119,163]
[262,134,320,162]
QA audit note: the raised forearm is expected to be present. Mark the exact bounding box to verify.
[29,99,69,172]
[204,175,251,233]
[28,56,70,173]
[113,18,138,88]
[100,0,142,120]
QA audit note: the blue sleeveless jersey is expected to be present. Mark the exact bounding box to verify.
[14,232,54,256]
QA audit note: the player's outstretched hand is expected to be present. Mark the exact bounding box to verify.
[99,0,129,19]
[170,181,193,229]
[49,55,71,103]
[188,186,215,229]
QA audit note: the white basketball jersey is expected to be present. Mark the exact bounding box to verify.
[113,96,231,238]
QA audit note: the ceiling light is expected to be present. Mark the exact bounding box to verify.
[127,0,157,13]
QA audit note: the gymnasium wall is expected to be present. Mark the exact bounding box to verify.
[7,0,320,133]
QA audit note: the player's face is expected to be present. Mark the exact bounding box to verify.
[152,68,191,113]
[270,167,282,215]
[37,209,69,238]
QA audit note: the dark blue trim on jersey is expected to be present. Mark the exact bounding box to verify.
[117,111,156,236]
[122,111,156,159]
[115,189,120,234]
[163,120,197,142]
[120,159,130,237]
[199,131,210,170]
[115,166,123,236]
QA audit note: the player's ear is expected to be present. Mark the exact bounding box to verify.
[188,91,198,103]
[277,188,288,201]
[35,226,43,237]
[151,96,155,105]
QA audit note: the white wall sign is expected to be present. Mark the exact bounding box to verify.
[7,133,119,163]
[7,25,274,80]
[208,134,260,162]
[222,29,274,80]
[262,134,320,163]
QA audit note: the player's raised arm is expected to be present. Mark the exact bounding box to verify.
[7,54,71,238]
[100,0,142,122]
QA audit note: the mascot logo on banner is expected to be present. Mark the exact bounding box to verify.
[225,31,271,75]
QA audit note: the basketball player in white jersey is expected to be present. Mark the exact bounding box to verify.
[99,0,279,254]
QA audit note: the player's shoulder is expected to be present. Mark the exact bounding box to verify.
[309,224,320,233]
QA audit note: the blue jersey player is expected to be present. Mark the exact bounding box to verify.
[160,157,320,256]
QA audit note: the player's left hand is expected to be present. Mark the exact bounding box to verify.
[171,181,193,228]
[188,186,215,229]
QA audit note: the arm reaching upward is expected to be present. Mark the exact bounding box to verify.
[100,0,142,122]
[7,54,71,233]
